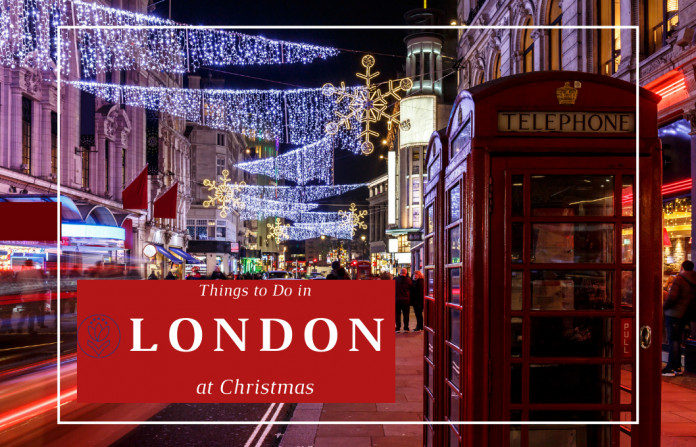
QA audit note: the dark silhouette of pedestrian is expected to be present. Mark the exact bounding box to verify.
[411,270,425,332]
[326,261,350,280]
[663,260,696,376]
[395,268,412,333]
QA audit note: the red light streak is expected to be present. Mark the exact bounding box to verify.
[0,387,77,431]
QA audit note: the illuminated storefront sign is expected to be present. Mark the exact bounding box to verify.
[61,223,125,240]
[498,111,635,133]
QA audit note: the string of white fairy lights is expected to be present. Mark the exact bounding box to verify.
[240,184,366,203]
[67,81,364,150]
[0,0,339,74]
[234,137,334,185]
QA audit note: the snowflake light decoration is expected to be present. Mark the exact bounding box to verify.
[338,203,368,237]
[202,169,246,218]
[267,218,290,244]
[323,55,413,155]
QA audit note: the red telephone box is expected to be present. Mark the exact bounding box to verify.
[422,72,661,447]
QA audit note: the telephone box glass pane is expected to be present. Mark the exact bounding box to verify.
[528,423,612,447]
[427,205,434,234]
[622,224,634,263]
[448,308,461,347]
[449,268,461,305]
[531,223,614,263]
[449,184,461,223]
[511,364,522,403]
[428,237,434,265]
[531,270,614,310]
[511,271,523,310]
[426,426,434,447]
[448,385,460,423]
[529,364,612,404]
[530,317,614,357]
[621,364,632,404]
[427,363,434,392]
[426,394,434,421]
[427,331,434,361]
[512,175,524,217]
[449,347,461,387]
[531,175,614,216]
[450,226,461,263]
[426,299,434,327]
[622,175,634,216]
[529,411,612,421]
[511,223,523,263]
[427,270,434,296]
[621,271,633,309]
[511,317,523,357]
[449,426,461,446]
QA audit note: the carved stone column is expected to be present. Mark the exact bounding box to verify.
[531,29,546,72]
[40,102,52,178]
[9,87,23,171]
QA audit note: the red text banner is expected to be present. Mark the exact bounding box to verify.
[76,281,395,403]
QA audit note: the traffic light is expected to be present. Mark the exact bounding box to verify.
[313,258,318,263]
[351,260,357,266]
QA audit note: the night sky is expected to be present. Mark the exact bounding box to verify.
[160,0,457,208]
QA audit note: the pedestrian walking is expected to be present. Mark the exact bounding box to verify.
[326,261,350,280]
[395,268,412,333]
[663,260,696,376]
[411,270,425,332]
[164,271,177,280]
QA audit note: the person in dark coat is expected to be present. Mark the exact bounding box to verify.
[663,260,696,375]
[411,270,425,331]
[164,271,177,280]
[395,268,413,332]
[147,272,159,280]
[210,266,225,280]
[326,261,350,280]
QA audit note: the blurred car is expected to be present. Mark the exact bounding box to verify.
[262,270,293,279]
[307,272,325,280]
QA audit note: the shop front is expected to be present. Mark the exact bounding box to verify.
[186,240,233,277]
[240,248,262,275]
[423,73,662,446]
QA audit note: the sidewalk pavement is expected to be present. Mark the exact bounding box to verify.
[661,373,696,446]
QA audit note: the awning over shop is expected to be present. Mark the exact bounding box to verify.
[155,245,183,264]
[169,247,203,264]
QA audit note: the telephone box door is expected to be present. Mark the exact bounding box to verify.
[489,153,661,446]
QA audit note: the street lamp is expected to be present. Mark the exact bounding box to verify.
[361,235,366,261]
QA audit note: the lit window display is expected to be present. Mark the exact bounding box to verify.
[663,196,691,274]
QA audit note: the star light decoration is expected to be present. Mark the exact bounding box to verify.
[338,203,368,237]
[267,218,290,244]
[322,55,413,155]
[202,169,245,218]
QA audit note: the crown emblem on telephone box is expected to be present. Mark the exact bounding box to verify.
[556,82,578,105]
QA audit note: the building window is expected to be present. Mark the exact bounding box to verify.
[423,52,431,81]
[81,149,90,189]
[493,53,502,79]
[50,111,57,176]
[413,178,421,205]
[415,51,421,81]
[119,71,126,109]
[548,0,563,70]
[21,97,31,174]
[597,0,621,75]
[413,208,421,228]
[216,155,225,176]
[217,133,225,146]
[645,0,678,56]
[105,139,110,193]
[477,72,485,85]
[122,148,126,188]
[522,18,534,73]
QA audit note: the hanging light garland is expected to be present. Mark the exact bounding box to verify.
[235,137,334,185]
[240,184,367,203]
[66,81,363,148]
[0,0,339,75]
[286,222,354,241]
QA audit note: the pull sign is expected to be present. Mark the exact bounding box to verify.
[621,318,633,357]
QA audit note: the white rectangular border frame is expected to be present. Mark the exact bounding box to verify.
[57,24,641,425]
